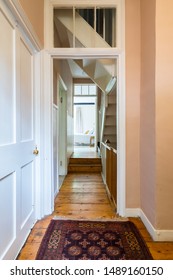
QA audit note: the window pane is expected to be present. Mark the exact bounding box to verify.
[74,85,81,95]
[77,9,94,29]
[54,8,116,48]
[82,85,88,95]
[54,8,73,48]
[89,85,96,95]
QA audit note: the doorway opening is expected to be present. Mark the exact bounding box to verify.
[73,83,97,155]
[52,57,118,207]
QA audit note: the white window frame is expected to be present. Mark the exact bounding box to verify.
[44,0,126,217]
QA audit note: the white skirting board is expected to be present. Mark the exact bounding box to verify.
[125,208,173,241]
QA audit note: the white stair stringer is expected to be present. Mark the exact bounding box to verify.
[74,59,113,93]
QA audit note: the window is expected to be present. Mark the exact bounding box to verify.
[74,84,97,96]
[54,7,116,48]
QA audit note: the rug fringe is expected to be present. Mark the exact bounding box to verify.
[53,216,129,222]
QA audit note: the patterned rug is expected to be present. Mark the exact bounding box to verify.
[36,220,152,260]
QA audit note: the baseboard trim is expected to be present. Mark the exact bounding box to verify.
[140,210,173,241]
[125,208,173,241]
[125,208,141,217]
[140,210,157,241]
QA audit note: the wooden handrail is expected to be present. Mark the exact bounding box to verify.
[101,141,117,153]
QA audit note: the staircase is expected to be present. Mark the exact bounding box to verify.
[54,9,110,48]
[54,9,116,94]
[74,59,114,93]
[54,8,117,148]
[68,157,102,173]
[103,93,117,148]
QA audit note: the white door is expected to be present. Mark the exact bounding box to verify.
[0,8,36,259]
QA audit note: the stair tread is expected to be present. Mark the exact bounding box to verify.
[69,164,102,166]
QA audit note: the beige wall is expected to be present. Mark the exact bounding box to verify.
[125,0,140,208]
[155,0,173,229]
[19,0,44,46]
[126,0,173,231]
[140,0,156,226]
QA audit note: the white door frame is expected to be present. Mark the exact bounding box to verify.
[43,0,126,216]
[42,48,126,217]
[58,76,68,176]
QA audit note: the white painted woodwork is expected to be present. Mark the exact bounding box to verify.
[44,0,126,217]
[74,59,114,93]
[0,173,15,258]
[21,162,34,228]
[0,5,36,259]
[0,10,15,146]
[53,105,59,196]
[58,78,67,176]
[20,39,33,141]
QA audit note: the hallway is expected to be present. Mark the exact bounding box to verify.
[17,149,173,260]
[17,171,117,260]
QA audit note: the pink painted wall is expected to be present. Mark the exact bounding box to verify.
[19,0,44,46]
[155,0,173,229]
[140,0,156,226]
[125,0,141,208]
[18,0,173,230]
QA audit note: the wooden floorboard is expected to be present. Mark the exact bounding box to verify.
[17,171,173,260]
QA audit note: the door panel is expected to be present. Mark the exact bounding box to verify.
[21,162,33,228]
[0,8,36,259]
[0,172,16,258]
[20,39,33,142]
[0,10,15,146]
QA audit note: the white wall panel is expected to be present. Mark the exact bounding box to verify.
[0,173,16,258]
[21,162,33,228]
[0,11,15,146]
[20,39,33,142]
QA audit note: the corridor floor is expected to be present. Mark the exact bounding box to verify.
[17,149,173,260]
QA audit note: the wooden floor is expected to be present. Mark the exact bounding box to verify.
[17,149,173,260]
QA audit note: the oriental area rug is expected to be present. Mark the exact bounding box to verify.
[36,219,152,260]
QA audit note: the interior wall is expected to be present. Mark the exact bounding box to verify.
[61,60,74,161]
[54,60,74,162]
[125,0,141,208]
[155,0,173,229]
[140,0,156,226]
[19,0,44,46]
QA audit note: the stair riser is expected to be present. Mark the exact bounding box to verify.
[108,94,116,104]
[104,127,116,135]
[69,158,101,164]
[105,116,116,126]
[68,166,102,173]
[106,105,116,116]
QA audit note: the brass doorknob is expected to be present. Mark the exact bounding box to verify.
[33,146,39,155]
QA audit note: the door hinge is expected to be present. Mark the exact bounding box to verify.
[60,97,63,103]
